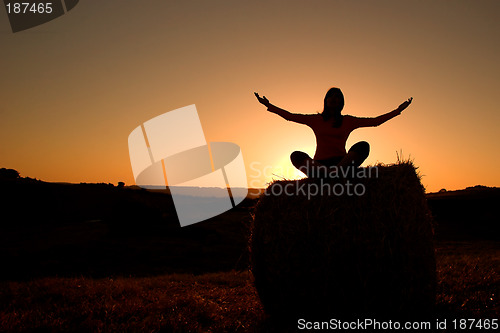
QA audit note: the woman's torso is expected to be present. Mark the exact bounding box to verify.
[307,115,357,160]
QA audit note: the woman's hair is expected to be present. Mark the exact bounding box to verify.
[321,87,344,128]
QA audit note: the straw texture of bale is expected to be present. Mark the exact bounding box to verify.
[250,162,436,319]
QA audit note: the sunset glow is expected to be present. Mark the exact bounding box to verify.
[1,1,499,192]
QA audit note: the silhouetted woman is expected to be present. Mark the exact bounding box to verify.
[255,88,412,177]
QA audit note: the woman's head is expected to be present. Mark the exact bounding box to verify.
[322,87,344,127]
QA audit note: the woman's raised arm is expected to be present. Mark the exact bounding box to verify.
[352,97,413,128]
[254,92,314,125]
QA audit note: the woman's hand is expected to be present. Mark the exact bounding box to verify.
[254,92,270,108]
[396,97,413,114]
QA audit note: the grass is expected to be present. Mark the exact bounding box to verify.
[0,271,264,332]
[0,239,498,332]
[434,240,499,318]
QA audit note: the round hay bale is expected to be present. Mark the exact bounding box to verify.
[251,162,436,319]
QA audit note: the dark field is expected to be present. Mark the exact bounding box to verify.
[0,178,498,332]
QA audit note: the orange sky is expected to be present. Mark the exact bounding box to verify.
[1,0,499,192]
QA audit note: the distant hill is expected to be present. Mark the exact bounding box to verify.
[426,186,499,240]
[427,185,499,197]
[0,172,258,280]
[0,169,497,280]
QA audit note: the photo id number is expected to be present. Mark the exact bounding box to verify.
[6,2,53,14]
